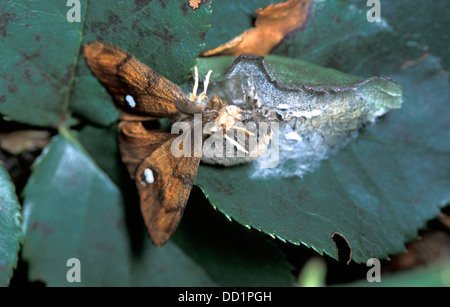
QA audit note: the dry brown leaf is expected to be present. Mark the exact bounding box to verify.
[0,130,50,154]
[189,0,211,11]
[202,0,311,56]
[189,0,202,10]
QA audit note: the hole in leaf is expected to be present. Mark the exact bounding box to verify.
[332,232,352,265]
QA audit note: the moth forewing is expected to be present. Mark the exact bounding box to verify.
[83,41,189,118]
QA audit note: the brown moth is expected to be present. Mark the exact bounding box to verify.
[83,41,254,246]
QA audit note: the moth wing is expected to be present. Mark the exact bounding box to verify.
[83,41,189,118]
[134,134,200,246]
[118,120,174,179]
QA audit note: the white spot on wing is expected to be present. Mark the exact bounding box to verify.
[144,168,154,184]
[125,95,136,108]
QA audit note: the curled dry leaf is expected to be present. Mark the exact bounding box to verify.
[202,0,311,56]
[0,130,50,154]
[189,0,202,10]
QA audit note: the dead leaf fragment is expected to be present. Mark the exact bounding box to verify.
[202,0,311,56]
[0,130,50,154]
[189,0,203,10]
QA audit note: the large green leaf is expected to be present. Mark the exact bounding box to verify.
[195,53,450,263]
[21,131,132,286]
[21,131,293,286]
[186,0,450,264]
[0,164,22,287]
[0,0,211,127]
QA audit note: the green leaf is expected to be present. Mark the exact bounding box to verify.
[0,164,22,287]
[21,131,132,286]
[78,124,121,186]
[194,54,449,263]
[0,1,84,126]
[0,0,211,127]
[21,130,293,286]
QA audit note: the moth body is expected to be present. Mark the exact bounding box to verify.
[172,69,274,167]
